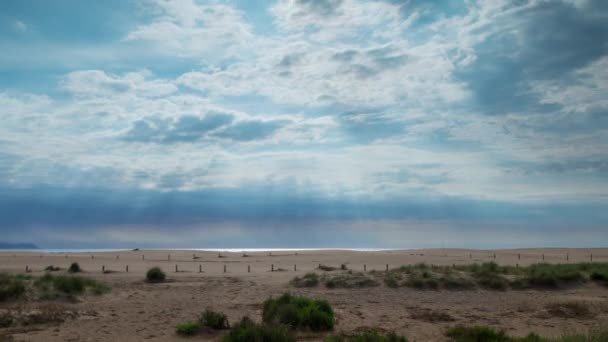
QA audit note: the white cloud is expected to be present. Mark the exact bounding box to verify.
[124,0,256,59]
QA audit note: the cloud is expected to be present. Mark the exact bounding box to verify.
[124,0,256,59]
[123,112,235,143]
[213,120,289,141]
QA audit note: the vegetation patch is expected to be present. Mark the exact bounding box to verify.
[409,308,455,322]
[176,322,201,336]
[544,301,594,319]
[44,266,61,272]
[446,325,608,342]
[34,274,109,299]
[0,273,27,301]
[263,293,335,332]
[385,262,608,291]
[318,264,339,272]
[325,329,409,342]
[201,309,230,330]
[291,273,320,288]
[445,325,543,342]
[146,267,166,283]
[223,317,294,342]
[324,272,378,289]
[68,262,81,273]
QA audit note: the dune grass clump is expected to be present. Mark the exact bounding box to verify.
[223,317,295,342]
[176,322,202,336]
[446,325,544,342]
[0,273,28,301]
[291,273,320,288]
[146,267,166,283]
[201,309,230,330]
[44,265,61,272]
[318,264,339,272]
[263,293,335,332]
[325,330,409,342]
[34,273,109,299]
[68,262,81,273]
[519,264,585,289]
[324,272,378,289]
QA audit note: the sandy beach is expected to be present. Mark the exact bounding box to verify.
[1,248,607,341]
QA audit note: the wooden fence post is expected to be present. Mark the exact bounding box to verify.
[248,265,251,273]
[271,264,274,272]
[224,265,227,273]
[175,264,178,272]
[102,265,105,273]
[199,264,202,273]
[364,264,366,272]
[294,264,297,271]
[386,264,389,272]
[126,265,129,273]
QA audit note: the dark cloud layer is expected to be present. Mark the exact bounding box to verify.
[456,0,608,115]
[1,185,605,230]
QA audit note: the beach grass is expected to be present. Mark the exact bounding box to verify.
[223,317,295,342]
[325,329,409,342]
[384,262,608,290]
[263,293,335,332]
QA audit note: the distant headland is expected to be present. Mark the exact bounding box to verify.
[0,242,39,250]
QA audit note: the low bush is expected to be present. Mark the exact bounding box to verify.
[68,262,81,273]
[176,322,201,336]
[201,309,230,329]
[223,317,294,342]
[324,272,378,289]
[263,293,335,331]
[44,265,61,272]
[146,267,166,283]
[291,273,320,288]
[0,273,27,301]
[325,329,408,342]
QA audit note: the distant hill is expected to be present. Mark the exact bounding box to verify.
[0,242,39,250]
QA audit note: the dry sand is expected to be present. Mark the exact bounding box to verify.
[1,248,607,341]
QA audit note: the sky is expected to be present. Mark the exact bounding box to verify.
[0,0,607,249]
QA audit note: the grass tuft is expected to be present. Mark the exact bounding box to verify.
[0,273,27,301]
[176,322,201,336]
[325,329,409,342]
[291,273,320,288]
[200,309,230,329]
[223,317,295,342]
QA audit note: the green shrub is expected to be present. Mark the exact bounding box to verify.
[0,273,27,301]
[176,322,201,336]
[263,293,334,331]
[325,330,408,342]
[223,317,295,342]
[291,273,320,288]
[44,265,61,272]
[68,262,81,273]
[146,267,166,283]
[201,309,230,329]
